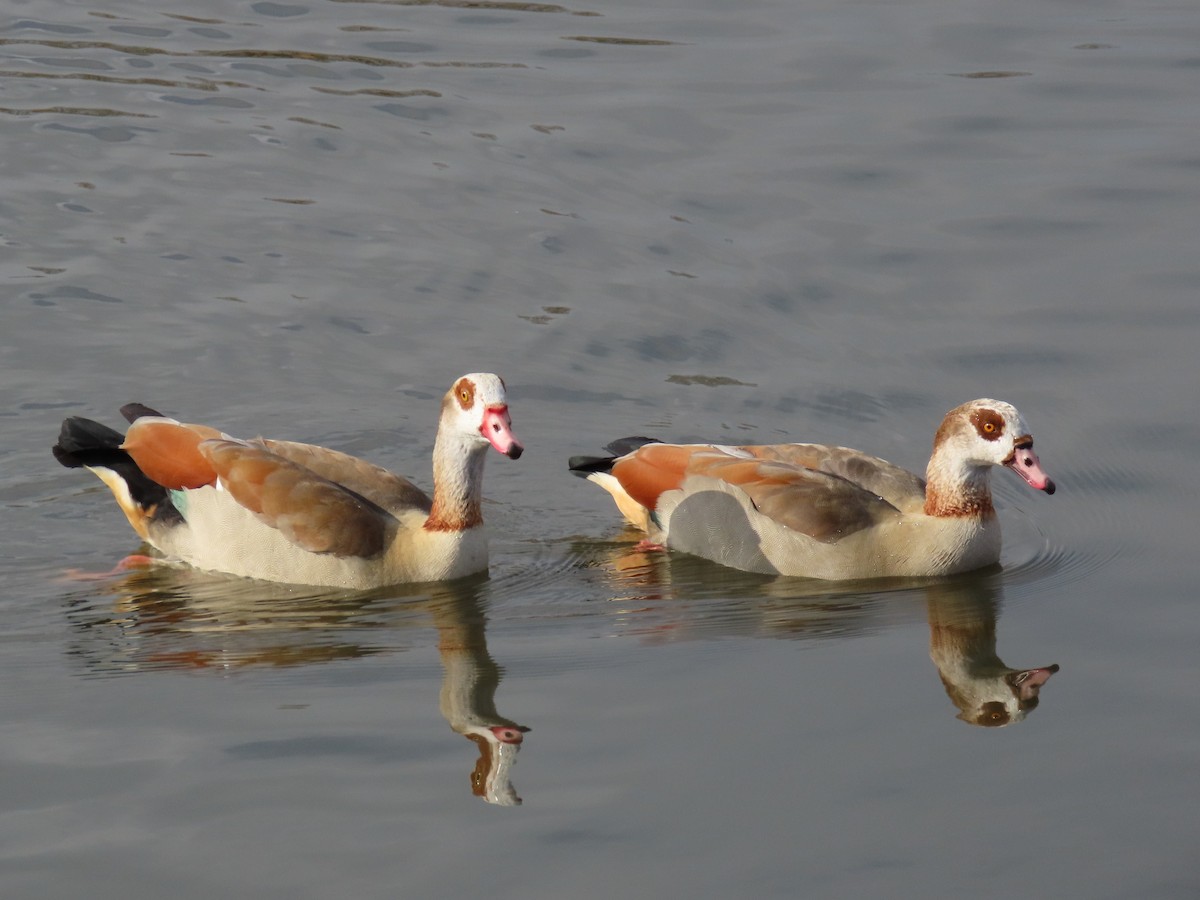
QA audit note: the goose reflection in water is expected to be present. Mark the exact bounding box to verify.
[924,582,1057,727]
[59,564,530,805]
[432,590,530,806]
[580,536,1058,726]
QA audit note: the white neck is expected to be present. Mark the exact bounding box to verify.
[924,449,995,519]
[426,427,488,532]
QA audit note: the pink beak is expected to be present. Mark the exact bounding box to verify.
[481,405,523,459]
[1009,665,1059,702]
[489,724,531,745]
[1006,440,1055,494]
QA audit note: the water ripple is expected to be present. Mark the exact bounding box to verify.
[994,455,1138,603]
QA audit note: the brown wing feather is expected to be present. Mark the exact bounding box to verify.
[121,419,223,490]
[741,443,927,514]
[200,439,390,558]
[684,452,902,542]
[610,443,708,511]
[257,438,432,514]
[610,441,916,540]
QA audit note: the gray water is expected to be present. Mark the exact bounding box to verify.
[3,0,1198,896]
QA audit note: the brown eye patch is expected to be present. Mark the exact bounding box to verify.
[455,377,476,410]
[970,408,1005,441]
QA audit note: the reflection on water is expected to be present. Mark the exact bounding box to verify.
[61,565,529,805]
[577,535,1059,726]
[924,582,1057,727]
[431,587,530,806]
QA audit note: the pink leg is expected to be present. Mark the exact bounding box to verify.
[634,539,666,551]
[59,555,158,582]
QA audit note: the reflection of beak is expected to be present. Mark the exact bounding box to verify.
[1007,664,1060,701]
[490,724,531,745]
[1005,439,1055,494]
[481,405,523,459]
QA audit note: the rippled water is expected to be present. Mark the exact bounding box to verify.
[3,0,1198,896]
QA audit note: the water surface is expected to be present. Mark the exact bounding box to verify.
[3,0,1198,897]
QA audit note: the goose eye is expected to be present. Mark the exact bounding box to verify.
[460,390,470,402]
[983,422,995,433]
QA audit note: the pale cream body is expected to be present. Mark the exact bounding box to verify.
[150,485,488,588]
[653,474,1002,579]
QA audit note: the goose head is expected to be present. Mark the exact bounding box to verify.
[465,724,529,806]
[927,400,1055,512]
[443,373,523,460]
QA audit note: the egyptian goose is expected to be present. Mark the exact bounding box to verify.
[569,399,1055,579]
[52,374,523,588]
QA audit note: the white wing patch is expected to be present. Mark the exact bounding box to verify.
[708,444,754,459]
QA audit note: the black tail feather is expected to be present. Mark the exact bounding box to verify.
[603,436,660,457]
[568,436,660,478]
[52,413,172,513]
[52,416,126,468]
[120,402,165,423]
[568,454,614,477]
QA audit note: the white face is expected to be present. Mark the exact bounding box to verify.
[959,400,1025,464]
[446,373,523,459]
[956,399,1054,493]
[954,665,1059,727]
